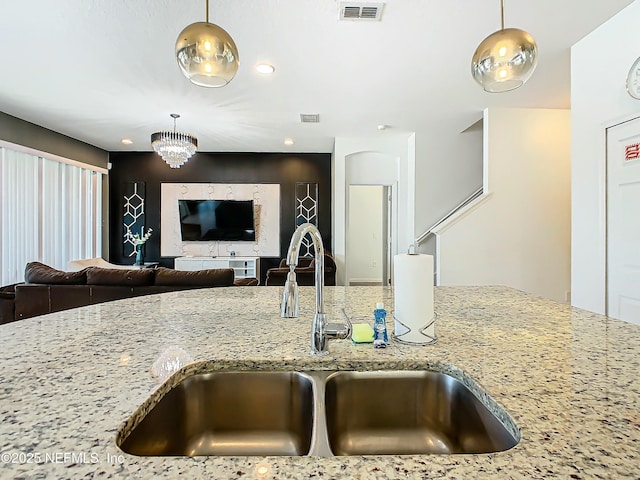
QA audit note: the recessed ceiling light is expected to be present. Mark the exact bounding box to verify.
[284,138,294,146]
[256,63,275,74]
[121,138,133,144]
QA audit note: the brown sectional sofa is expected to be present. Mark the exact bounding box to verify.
[264,253,337,286]
[0,262,257,324]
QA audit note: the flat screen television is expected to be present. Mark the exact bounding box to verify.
[178,199,256,241]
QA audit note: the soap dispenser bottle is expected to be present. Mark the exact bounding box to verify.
[373,302,388,348]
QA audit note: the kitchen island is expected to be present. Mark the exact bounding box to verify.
[0,286,638,479]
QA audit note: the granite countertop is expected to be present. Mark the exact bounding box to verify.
[0,286,638,479]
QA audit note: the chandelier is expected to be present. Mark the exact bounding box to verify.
[175,0,239,88]
[151,114,198,169]
[471,0,538,93]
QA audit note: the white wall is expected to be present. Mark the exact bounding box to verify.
[571,1,640,314]
[332,134,414,285]
[414,120,484,241]
[415,119,484,258]
[347,186,383,283]
[435,108,571,303]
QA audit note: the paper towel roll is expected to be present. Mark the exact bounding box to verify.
[393,253,435,344]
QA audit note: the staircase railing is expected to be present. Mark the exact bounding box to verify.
[415,186,483,246]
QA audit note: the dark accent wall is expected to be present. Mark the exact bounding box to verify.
[108,152,332,284]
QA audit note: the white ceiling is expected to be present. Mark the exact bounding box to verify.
[0,0,634,154]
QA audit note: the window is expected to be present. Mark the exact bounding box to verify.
[0,146,103,285]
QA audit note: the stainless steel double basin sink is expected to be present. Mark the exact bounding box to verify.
[117,370,519,457]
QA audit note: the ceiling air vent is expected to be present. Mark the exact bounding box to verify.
[300,113,320,123]
[339,2,384,21]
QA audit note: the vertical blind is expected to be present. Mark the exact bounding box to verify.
[0,147,102,285]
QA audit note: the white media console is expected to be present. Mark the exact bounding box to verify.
[174,256,260,282]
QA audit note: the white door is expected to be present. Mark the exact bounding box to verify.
[607,118,640,325]
[347,185,387,286]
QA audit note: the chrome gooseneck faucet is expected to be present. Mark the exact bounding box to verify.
[281,223,351,355]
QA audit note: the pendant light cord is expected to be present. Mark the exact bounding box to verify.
[500,0,505,30]
[206,0,209,23]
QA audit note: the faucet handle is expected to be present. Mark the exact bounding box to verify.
[280,269,299,318]
[325,322,351,339]
[325,308,353,339]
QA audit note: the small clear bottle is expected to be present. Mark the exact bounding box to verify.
[373,302,388,348]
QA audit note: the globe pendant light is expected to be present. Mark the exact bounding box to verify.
[151,114,198,169]
[471,0,538,93]
[175,0,239,87]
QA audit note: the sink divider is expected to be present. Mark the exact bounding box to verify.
[307,371,333,457]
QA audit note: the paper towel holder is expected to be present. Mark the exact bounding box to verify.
[392,312,437,346]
